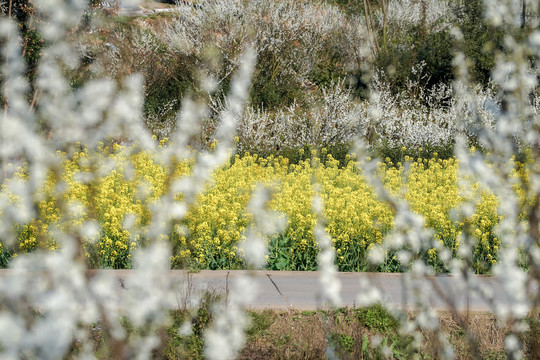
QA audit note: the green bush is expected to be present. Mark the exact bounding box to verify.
[235,142,354,169]
[162,291,220,360]
[0,244,10,269]
[330,332,355,353]
[249,56,304,110]
[325,0,366,17]
[370,0,515,94]
[373,142,455,165]
[245,310,276,339]
[375,26,454,94]
[73,16,199,138]
[1,0,43,99]
[357,304,399,334]
[452,0,505,86]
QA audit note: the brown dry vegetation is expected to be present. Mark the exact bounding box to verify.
[87,304,516,359]
[235,309,511,360]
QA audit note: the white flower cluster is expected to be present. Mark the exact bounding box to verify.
[226,80,359,153]
[0,0,257,358]
[377,0,455,34]
[354,3,540,358]
[165,0,363,92]
[217,59,515,155]
[312,193,342,308]
[359,64,501,149]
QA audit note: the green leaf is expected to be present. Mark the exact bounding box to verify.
[362,334,369,353]
[276,257,289,270]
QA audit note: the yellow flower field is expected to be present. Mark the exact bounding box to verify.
[0,144,507,273]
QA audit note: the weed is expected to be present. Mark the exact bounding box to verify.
[330,332,355,353]
[162,290,220,359]
[357,304,399,334]
[245,310,276,339]
[482,350,508,360]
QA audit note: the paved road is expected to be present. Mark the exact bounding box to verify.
[0,269,521,312]
[172,270,509,312]
[54,270,527,312]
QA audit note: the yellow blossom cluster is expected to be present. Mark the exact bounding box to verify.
[401,157,462,251]
[318,156,393,271]
[378,156,500,271]
[0,146,512,273]
[176,154,285,268]
[3,162,61,254]
[1,144,192,268]
[176,153,499,272]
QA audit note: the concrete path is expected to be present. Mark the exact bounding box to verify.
[170,270,510,312]
[0,269,520,312]
[69,270,526,312]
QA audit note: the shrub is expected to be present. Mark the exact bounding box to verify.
[1,0,43,98]
[75,17,198,139]
[366,0,455,92]
[222,80,360,157]
[356,303,399,333]
[452,0,506,86]
[359,66,500,152]
[164,0,364,110]
[375,27,454,92]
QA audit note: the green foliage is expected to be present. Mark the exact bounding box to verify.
[375,252,404,273]
[356,304,399,334]
[415,30,454,89]
[328,318,421,360]
[330,332,355,353]
[1,0,43,97]
[83,291,220,359]
[344,305,422,360]
[371,0,512,94]
[278,145,313,166]
[68,16,198,138]
[22,26,43,77]
[163,291,220,360]
[375,27,454,93]
[481,350,508,360]
[267,235,294,270]
[139,31,196,127]
[243,142,354,169]
[452,0,506,86]
[358,335,399,360]
[3,0,34,23]
[318,142,355,168]
[249,53,305,110]
[245,310,276,339]
[267,233,320,271]
[309,56,347,90]
[0,243,10,268]
[373,142,455,165]
[325,0,366,17]
[307,32,357,96]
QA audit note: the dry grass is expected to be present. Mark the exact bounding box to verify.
[431,313,509,360]
[239,310,326,360]
[237,309,511,360]
[79,303,517,359]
